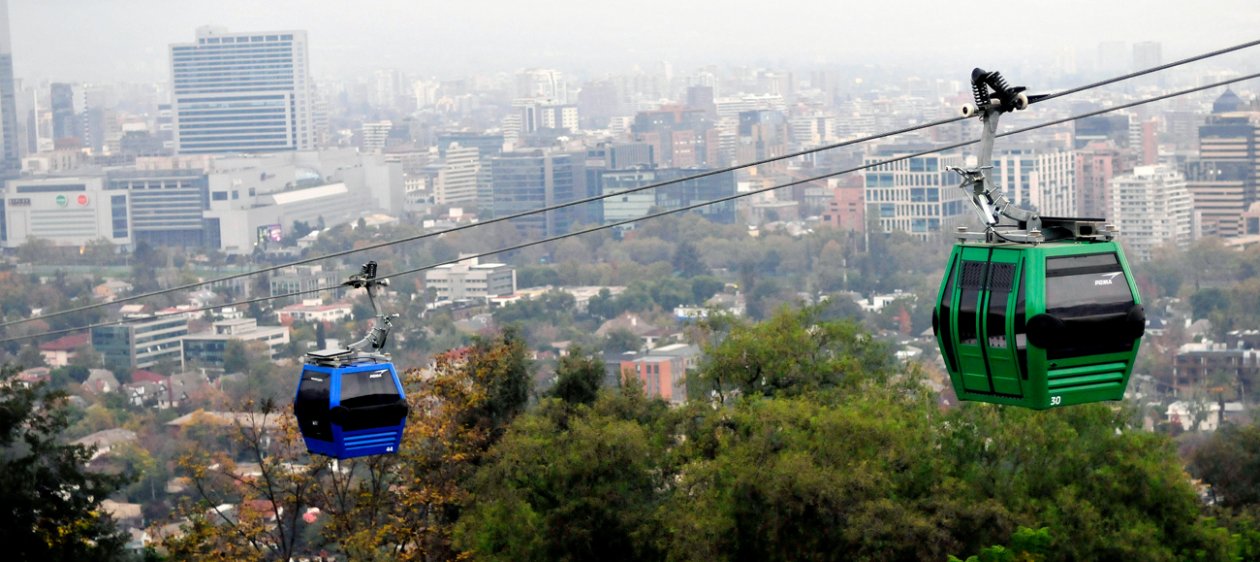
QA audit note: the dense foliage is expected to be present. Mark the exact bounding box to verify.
[0,368,133,561]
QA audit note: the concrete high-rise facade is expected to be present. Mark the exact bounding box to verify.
[435,144,480,205]
[631,107,719,168]
[991,146,1076,218]
[1075,141,1122,219]
[863,147,968,239]
[1190,90,1260,238]
[1111,165,1192,261]
[0,0,18,173]
[170,27,314,154]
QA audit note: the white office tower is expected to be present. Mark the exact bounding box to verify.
[1110,165,1192,261]
[170,27,315,154]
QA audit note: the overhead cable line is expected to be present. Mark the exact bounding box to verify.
[9,71,1258,345]
[9,36,1259,332]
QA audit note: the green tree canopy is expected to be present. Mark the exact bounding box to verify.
[0,369,131,560]
[548,348,605,406]
[693,305,895,402]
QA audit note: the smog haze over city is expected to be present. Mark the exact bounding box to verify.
[12,0,1260,80]
[7,0,1260,560]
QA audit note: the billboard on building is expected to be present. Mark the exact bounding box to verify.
[256,224,283,244]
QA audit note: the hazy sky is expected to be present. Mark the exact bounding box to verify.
[10,0,1260,83]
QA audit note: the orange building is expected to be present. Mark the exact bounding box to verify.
[618,343,700,404]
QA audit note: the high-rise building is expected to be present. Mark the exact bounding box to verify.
[50,83,79,146]
[737,110,790,170]
[1073,114,1131,150]
[990,145,1076,218]
[632,107,719,168]
[1192,90,1260,237]
[435,144,480,205]
[516,68,567,103]
[169,27,314,154]
[576,80,620,130]
[1110,165,1192,261]
[1186,160,1249,238]
[1075,141,1122,218]
[360,120,392,152]
[0,0,18,173]
[489,151,581,237]
[863,147,968,239]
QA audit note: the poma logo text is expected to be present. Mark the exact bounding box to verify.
[1094,272,1122,286]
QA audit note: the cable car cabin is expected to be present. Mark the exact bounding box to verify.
[293,349,409,459]
[932,240,1145,409]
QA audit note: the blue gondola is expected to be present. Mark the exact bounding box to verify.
[293,262,408,459]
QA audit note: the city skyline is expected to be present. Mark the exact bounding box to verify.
[10,0,1260,83]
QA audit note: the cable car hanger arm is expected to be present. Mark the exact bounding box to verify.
[343,261,397,357]
[949,69,1112,244]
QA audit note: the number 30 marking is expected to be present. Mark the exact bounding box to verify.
[1050,396,1062,406]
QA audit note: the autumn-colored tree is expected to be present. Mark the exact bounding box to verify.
[165,401,327,561]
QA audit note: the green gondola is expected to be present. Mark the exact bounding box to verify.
[933,238,1144,409]
[930,69,1145,409]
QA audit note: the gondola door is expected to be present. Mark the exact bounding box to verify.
[954,247,993,395]
[980,249,1023,398]
[952,247,1025,398]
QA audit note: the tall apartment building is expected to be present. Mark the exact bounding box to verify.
[360,120,392,152]
[631,107,719,168]
[1110,165,1192,261]
[736,110,790,171]
[990,145,1076,218]
[0,0,18,173]
[863,147,967,239]
[1075,141,1122,218]
[1190,91,1259,237]
[170,27,314,154]
[435,144,480,205]
[1186,159,1250,238]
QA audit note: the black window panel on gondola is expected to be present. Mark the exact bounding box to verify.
[938,256,959,372]
[1046,253,1130,316]
[1043,253,1137,360]
[958,261,987,345]
[340,369,400,407]
[295,370,332,441]
[333,369,408,432]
